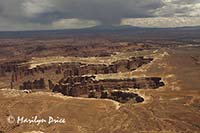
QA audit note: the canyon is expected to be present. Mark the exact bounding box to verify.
[0,32,199,132]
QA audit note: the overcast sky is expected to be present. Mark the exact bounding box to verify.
[0,0,200,31]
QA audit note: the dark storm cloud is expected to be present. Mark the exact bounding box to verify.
[50,0,163,24]
[0,0,163,25]
[0,0,200,30]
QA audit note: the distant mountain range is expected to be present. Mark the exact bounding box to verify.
[0,25,200,40]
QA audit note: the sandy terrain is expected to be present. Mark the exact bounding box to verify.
[0,46,199,132]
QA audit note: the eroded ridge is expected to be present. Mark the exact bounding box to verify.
[1,56,153,88]
[52,76,164,103]
[1,55,165,104]
[0,56,153,77]
[19,75,164,103]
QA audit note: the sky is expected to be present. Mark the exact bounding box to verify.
[0,0,200,31]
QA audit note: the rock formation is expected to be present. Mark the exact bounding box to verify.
[20,78,46,90]
[50,75,164,103]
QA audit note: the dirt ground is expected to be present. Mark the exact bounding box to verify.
[0,46,199,133]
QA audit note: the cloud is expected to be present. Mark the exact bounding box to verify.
[0,0,163,25]
[22,0,55,17]
[0,16,52,31]
[153,0,200,17]
[19,0,163,24]
[0,17,99,31]
[122,17,200,27]
[0,0,200,30]
[52,18,99,29]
